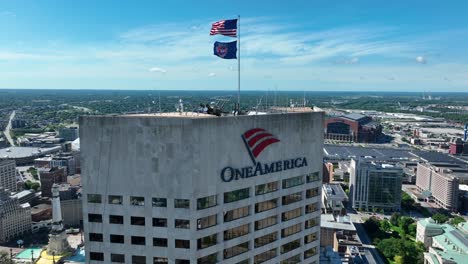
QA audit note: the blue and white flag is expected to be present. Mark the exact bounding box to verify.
[213,41,237,59]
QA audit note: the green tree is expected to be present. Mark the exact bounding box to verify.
[363,217,380,235]
[380,220,392,232]
[0,251,14,264]
[390,212,401,226]
[24,180,32,190]
[401,192,415,209]
[398,216,415,236]
[30,182,41,191]
[394,255,404,264]
[408,223,417,238]
[432,213,449,224]
[450,216,465,226]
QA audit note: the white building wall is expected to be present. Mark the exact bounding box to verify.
[80,112,324,264]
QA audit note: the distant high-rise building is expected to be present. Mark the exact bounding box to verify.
[80,111,324,264]
[350,159,402,212]
[322,162,334,183]
[59,127,79,141]
[416,163,468,212]
[0,188,31,242]
[0,159,17,193]
[39,167,67,198]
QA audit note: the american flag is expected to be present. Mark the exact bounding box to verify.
[210,19,237,37]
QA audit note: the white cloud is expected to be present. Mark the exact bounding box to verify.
[416,56,427,64]
[207,72,216,77]
[149,67,167,73]
[0,11,16,18]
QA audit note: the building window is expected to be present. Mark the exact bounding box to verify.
[153,258,168,264]
[304,232,318,244]
[110,234,124,244]
[224,242,249,259]
[110,254,125,263]
[89,233,103,242]
[153,218,167,227]
[306,172,320,183]
[224,188,250,203]
[254,232,277,248]
[197,253,217,264]
[88,213,102,223]
[131,216,145,226]
[153,237,168,247]
[255,215,277,231]
[305,217,319,229]
[224,224,249,241]
[281,223,302,238]
[304,247,318,259]
[281,208,302,222]
[132,256,146,264]
[109,215,124,224]
[108,195,122,205]
[87,194,101,203]
[254,248,276,264]
[131,236,146,245]
[224,206,249,222]
[175,219,190,229]
[197,214,217,230]
[306,187,319,198]
[282,192,302,205]
[197,234,217,249]
[175,239,190,249]
[282,176,304,189]
[176,260,190,264]
[255,181,278,195]
[90,252,104,261]
[255,199,277,213]
[130,196,145,206]
[152,197,167,207]
[175,199,190,209]
[281,254,301,264]
[305,202,319,214]
[280,239,301,254]
[197,195,217,210]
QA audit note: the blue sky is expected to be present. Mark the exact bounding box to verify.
[0,0,467,91]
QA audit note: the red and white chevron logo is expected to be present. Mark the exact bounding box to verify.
[242,128,280,164]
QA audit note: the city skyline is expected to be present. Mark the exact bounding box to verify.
[0,1,467,91]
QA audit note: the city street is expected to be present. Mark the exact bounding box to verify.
[3,110,16,146]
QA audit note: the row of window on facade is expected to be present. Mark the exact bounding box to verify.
[89,239,318,263]
[87,196,320,230]
[87,172,320,209]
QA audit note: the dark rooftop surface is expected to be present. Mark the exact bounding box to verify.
[324,144,468,165]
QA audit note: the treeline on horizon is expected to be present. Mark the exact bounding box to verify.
[0,89,467,125]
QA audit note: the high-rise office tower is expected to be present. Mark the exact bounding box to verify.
[81,111,323,264]
[350,159,402,212]
[0,160,17,193]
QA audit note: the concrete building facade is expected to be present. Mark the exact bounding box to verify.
[39,167,67,198]
[350,159,402,212]
[416,163,468,212]
[80,112,324,264]
[0,188,31,242]
[0,159,17,193]
[59,127,79,142]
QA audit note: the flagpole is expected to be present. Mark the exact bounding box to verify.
[237,15,241,113]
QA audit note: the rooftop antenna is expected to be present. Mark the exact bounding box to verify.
[274,86,277,107]
[158,92,162,114]
[303,91,306,107]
